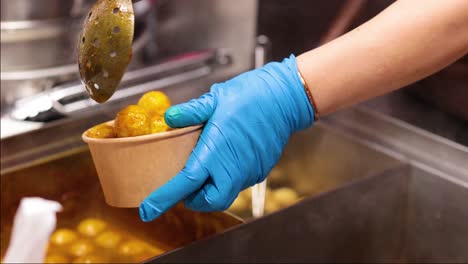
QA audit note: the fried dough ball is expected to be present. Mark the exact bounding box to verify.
[50,229,78,246]
[135,253,157,262]
[272,187,299,207]
[68,240,94,257]
[264,199,280,213]
[265,188,275,201]
[147,246,165,256]
[229,195,248,213]
[138,91,172,117]
[44,254,69,263]
[72,255,108,264]
[150,115,171,133]
[77,218,107,237]
[114,105,151,137]
[135,249,165,262]
[238,188,252,201]
[267,166,286,185]
[118,240,149,256]
[86,123,116,139]
[133,245,165,262]
[95,231,122,249]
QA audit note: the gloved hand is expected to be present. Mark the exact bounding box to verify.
[139,55,315,222]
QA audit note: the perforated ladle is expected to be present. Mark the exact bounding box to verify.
[78,0,135,103]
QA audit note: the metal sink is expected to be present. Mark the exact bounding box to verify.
[227,121,402,218]
[0,149,243,260]
[0,107,407,261]
[1,104,466,262]
[151,165,468,263]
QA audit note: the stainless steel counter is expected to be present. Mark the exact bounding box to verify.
[363,90,468,147]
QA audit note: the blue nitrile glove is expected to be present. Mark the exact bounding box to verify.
[139,55,314,222]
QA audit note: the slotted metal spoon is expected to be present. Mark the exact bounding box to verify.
[78,0,135,103]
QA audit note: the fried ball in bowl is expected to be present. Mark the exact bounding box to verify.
[150,115,171,134]
[138,91,172,117]
[114,105,151,137]
[86,123,116,139]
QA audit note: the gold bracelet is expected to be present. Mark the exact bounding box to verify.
[297,69,320,121]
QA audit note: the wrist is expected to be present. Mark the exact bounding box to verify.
[276,55,315,131]
[297,67,320,121]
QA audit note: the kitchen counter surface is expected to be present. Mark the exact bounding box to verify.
[362,89,468,147]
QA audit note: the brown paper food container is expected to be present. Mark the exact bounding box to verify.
[82,122,202,208]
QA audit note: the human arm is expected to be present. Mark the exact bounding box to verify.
[139,0,468,221]
[298,0,468,116]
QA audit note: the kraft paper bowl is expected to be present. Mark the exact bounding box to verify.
[82,122,202,208]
